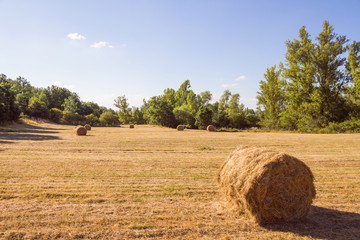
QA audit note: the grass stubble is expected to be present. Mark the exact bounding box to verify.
[0,123,359,239]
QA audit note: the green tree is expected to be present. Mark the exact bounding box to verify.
[257,65,285,129]
[42,85,73,110]
[175,80,191,107]
[131,107,145,124]
[173,105,195,127]
[198,90,212,106]
[216,90,231,127]
[195,105,213,129]
[27,96,48,118]
[114,95,131,124]
[347,41,360,105]
[162,88,176,109]
[312,21,349,124]
[226,93,247,128]
[0,75,20,123]
[143,96,177,128]
[62,94,80,113]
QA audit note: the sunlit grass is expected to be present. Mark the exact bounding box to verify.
[0,123,359,239]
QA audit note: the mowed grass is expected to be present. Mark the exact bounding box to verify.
[0,123,360,239]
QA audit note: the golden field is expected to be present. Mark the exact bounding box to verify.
[0,123,359,239]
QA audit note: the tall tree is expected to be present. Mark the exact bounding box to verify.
[114,95,131,124]
[257,65,285,129]
[175,80,191,107]
[347,41,360,105]
[312,21,349,124]
[198,90,212,106]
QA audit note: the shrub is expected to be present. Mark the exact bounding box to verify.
[61,111,86,125]
[49,108,62,123]
[99,112,120,126]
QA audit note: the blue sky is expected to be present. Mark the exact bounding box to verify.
[1,0,360,110]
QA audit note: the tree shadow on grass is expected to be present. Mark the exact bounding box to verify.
[0,124,61,142]
[262,206,360,240]
[0,132,60,141]
[9,123,65,133]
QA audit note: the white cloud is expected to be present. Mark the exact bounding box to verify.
[67,33,86,40]
[221,83,238,88]
[90,41,114,49]
[234,75,247,82]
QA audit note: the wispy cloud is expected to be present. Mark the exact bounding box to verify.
[221,83,238,88]
[221,74,247,88]
[67,33,86,40]
[234,75,246,82]
[90,41,114,49]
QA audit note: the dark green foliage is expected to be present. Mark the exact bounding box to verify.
[195,106,213,129]
[49,108,62,123]
[0,75,20,123]
[143,96,177,128]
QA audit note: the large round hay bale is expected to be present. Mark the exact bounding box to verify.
[217,146,316,224]
[207,125,215,132]
[75,126,87,136]
[84,124,91,131]
[176,125,185,131]
[129,124,134,128]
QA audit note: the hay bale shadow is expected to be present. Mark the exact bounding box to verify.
[262,206,360,240]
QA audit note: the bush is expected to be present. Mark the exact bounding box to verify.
[49,108,62,123]
[339,118,360,132]
[85,113,100,126]
[99,112,120,126]
[61,111,86,125]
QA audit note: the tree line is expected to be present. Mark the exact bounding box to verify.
[0,74,118,126]
[113,79,259,129]
[257,21,360,133]
[0,75,259,129]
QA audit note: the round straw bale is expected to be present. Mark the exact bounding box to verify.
[176,125,185,131]
[207,125,215,132]
[84,124,91,131]
[75,126,87,136]
[217,146,316,224]
[129,124,134,128]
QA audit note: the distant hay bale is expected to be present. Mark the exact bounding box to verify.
[84,124,91,131]
[129,124,134,128]
[75,126,87,136]
[217,146,316,224]
[207,125,215,132]
[176,125,185,131]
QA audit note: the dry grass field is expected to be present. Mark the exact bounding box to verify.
[0,122,360,239]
